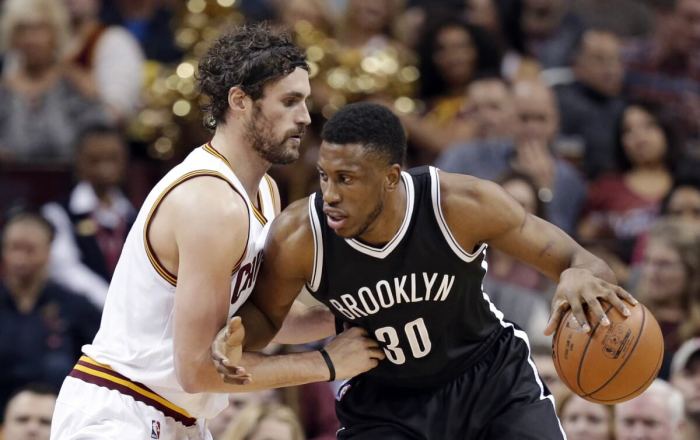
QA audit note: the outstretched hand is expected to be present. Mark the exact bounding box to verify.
[544,268,638,336]
[211,317,251,385]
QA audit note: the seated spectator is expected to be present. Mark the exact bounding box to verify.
[0,0,106,164]
[570,0,654,38]
[463,0,542,81]
[670,338,700,440]
[208,390,279,440]
[623,0,700,146]
[42,124,135,308]
[0,211,101,412]
[556,388,615,440]
[462,76,515,142]
[520,0,585,69]
[662,175,700,226]
[531,344,563,396]
[578,102,676,262]
[555,29,626,178]
[635,219,700,378]
[398,17,501,160]
[615,379,686,440]
[1,384,56,440]
[436,79,587,234]
[64,0,145,123]
[221,402,305,440]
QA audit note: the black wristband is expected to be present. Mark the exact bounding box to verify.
[319,348,336,382]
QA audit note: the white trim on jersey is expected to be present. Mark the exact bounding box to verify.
[345,172,415,259]
[307,193,325,292]
[429,166,487,263]
[478,256,568,438]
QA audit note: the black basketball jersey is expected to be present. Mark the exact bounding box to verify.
[306,166,504,388]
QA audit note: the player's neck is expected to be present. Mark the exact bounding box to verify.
[358,178,407,246]
[210,129,270,202]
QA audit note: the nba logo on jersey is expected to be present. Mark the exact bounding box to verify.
[151,420,161,439]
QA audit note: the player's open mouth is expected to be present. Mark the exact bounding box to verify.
[324,209,347,230]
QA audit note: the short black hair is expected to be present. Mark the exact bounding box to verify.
[321,103,406,165]
[2,208,55,243]
[197,23,308,130]
[76,122,123,149]
[661,174,700,215]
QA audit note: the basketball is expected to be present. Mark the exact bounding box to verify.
[552,301,664,404]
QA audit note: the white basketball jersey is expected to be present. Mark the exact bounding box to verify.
[83,143,276,419]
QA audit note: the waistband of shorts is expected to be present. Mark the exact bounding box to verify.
[69,355,197,427]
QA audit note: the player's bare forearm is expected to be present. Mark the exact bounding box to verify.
[199,350,329,393]
[273,302,335,344]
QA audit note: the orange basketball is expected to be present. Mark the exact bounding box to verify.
[552,301,664,404]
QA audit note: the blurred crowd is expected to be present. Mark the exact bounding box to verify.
[0,0,699,439]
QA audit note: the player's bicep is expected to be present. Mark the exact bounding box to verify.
[481,185,578,281]
[170,180,248,362]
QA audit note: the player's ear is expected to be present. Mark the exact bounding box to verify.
[228,87,248,115]
[385,164,402,191]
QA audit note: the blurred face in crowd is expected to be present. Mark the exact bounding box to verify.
[247,416,296,440]
[667,186,700,224]
[464,0,499,34]
[347,0,392,35]
[63,0,99,22]
[640,239,687,305]
[76,133,128,194]
[1,219,52,287]
[533,353,562,395]
[621,107,667,168]
[574,31,623,97]
[1,391,55,440]
[11,15,57,71]
[466,79,513,139]
[671,0,700,55]
[243,68,311,165]
[522,0,564,37]
[433,25,477,89]
[561,395,612,440]
[208,390,279,438]
[502,178,537,215]
[672,352,700,422]
[512,81,559,147]
[615,391,679,440]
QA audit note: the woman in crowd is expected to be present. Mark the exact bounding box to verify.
[578,102,677,263]
[0,0,105,163]
[635,219,700,378]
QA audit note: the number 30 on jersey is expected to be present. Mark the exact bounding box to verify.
[374,317,432,364]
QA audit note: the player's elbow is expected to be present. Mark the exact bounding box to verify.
[174,358,207,394]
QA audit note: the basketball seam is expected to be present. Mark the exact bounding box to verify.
[554,312,578,394]
[576,303,614,394]
[590,343,663,403]
[581,305,648,398]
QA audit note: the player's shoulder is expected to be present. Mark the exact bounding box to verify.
[268,196,313,245]
[436,169,507,210]
[166,174,248,224]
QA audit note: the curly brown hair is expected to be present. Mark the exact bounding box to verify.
[197,23,308,129]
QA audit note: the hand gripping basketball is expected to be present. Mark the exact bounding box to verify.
[544,268,638,336]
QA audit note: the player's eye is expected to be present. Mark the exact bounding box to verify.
[340,175,353,184]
